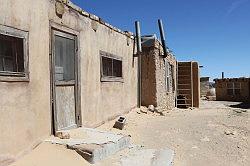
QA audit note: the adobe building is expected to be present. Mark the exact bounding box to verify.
[177,62,200,108]
[141,35,177,111]
[200,77,210,97]
[214,78,250,102]
[0,0,138,161]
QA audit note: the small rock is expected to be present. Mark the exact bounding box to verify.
[224,130,237,136]
[241,109,247,113]
[154,107,159,112]
[162,111,170,116]
[55,131,70,139]
[232,131,238,135]
[148,105,155,112]
[140,109,147,114]
[234,110,242,114]
[200,136,210,142]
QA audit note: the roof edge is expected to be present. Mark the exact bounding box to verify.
[56,0,134,38]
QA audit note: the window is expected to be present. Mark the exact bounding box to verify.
[0,25,28,81]
[55,34,75,81]
[165,60,173,92]
[100,51,123,82]
[171,65,175,92]
[227,82,241,96]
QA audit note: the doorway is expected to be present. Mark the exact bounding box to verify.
[51,28,81,132]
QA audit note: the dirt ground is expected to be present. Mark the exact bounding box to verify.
[8,100,249,166]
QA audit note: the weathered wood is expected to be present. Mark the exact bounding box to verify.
[50,27,81,132]
[55,86,77,130]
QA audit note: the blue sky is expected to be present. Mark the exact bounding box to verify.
[71,0,250,80]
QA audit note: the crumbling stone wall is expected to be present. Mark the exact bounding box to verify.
[141,41,177,111]
[200,77,210,96]
[215,78,250,102]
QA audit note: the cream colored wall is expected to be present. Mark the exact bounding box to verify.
[49,2,138,127]
[0,0,138,160]
[0,0,51,159]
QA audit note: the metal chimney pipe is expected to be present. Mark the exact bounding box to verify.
[135,21,142,53]
[222,72,224,79]
[158,19,168,58]
[135,21,142,108]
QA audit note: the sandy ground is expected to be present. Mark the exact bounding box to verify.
[8,100,249,166]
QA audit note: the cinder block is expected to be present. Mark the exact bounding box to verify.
[113,117,126,130]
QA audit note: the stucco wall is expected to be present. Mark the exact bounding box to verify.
[141,41,177,111]
[215,79,250,102]
[0,0,137,160]
[0,0,51,160]
[141,47,157,106]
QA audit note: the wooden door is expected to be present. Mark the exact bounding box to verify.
[52,30,78,131]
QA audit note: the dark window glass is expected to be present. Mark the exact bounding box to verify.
[102,56,113,77]
[235,89,240,95]
[227,82,233,89]
[55,35,75,81]
[113,59,122,77]
[227,89,234,95]
[0,34,24,72]
[101,54,122,79]
[234,82,240,89]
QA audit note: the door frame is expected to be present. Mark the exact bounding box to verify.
[49,22,82,134]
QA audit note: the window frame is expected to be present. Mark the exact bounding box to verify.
[0,25,29,82]
[100,51,123,82]
[171,64,175,92]
[227,82,241,96]
[165,59,172,92]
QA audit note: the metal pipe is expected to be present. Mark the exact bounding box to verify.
[222,72,224,79]
[158,19,168,58]
[135,21,142,53]
[135,21,142,108]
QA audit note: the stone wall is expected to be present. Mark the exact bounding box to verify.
[141,41,177,111]
[215,78,250,102]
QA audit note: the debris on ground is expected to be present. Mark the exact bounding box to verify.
[55,131,70,139]
[148,105,155,112]
[224,130,237,136]
[9,101,249,166]
[113,117,126,130]
[200,136,210,142]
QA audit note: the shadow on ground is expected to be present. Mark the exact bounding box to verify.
[229,102,250,109]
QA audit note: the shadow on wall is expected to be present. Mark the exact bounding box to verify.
[229,102,250,109]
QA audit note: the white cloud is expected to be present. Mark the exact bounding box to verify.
[227,0,249,15]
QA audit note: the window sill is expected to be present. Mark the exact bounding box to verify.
[101,77,124,83]
[0,73,30,82]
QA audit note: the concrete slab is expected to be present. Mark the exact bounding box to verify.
[45,128,131,163]
[120,148,174,166]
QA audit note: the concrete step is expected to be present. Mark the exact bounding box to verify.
[45,128,175,165]
[45,128,131,164]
